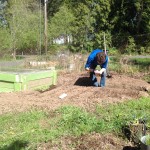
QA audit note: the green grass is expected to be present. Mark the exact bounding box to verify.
[0,97,150,149]
[109,57,150,76]
[131,58,150,67]
[95,97,150,133]
[130,58,150,75]
[130,58,150,82]
[55,106,99,136]
[0,110,48,149]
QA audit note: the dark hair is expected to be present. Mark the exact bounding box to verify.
[96,52,106,64]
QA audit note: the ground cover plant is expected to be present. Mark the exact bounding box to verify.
[0,97,149,150]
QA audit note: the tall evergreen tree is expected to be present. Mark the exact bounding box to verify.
[64,0,112,52]
[48,4,75,45]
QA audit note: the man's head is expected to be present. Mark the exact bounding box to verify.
[96,52,106,65]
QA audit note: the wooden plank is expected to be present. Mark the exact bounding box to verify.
[0,81,14,89]
[0,73,17,82]
[27,78,52,89]
[0,81,14,92]
[0,70,57,92]
[24,70,55,81]
[52,70,57,85]
[0,88,14,92]
[14,82,22,91]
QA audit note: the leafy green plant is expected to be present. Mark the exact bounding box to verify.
[125,36,136,54]
[108,47,119,56]
[56,106,100,136]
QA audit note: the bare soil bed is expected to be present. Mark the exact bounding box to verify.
[0,71,149,114]
[0,71,150,150]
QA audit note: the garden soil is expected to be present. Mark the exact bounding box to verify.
[0,71,150,150]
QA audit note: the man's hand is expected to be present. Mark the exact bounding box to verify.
[99,68,106,74]
[94,68,106,75]
[94,70,101,74]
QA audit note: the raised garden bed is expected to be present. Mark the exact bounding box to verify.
[0,69,57,92]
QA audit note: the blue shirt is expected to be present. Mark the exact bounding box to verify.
[85,49,108,69]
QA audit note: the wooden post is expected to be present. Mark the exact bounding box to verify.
[104,32,106,54]
[39,0,42,55]
[44,0,48,55]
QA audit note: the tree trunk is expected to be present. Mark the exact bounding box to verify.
[13,49,16,60]
[137,0,143,33]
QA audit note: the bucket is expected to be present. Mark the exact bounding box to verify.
[140,135,150,150]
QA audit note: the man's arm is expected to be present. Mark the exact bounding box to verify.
[101,56,108,69]
[85,54,95,73]
[85,55,94,68]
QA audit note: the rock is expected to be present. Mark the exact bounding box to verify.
[145,85,150,92]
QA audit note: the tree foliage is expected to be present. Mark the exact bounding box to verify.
[5,0,43,57]
[110,0,150,53]
[48,4,75,42]
[0,0,150,55]
[0,27,11,56]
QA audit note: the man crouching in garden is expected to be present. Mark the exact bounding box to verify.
[85,49,108,87]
